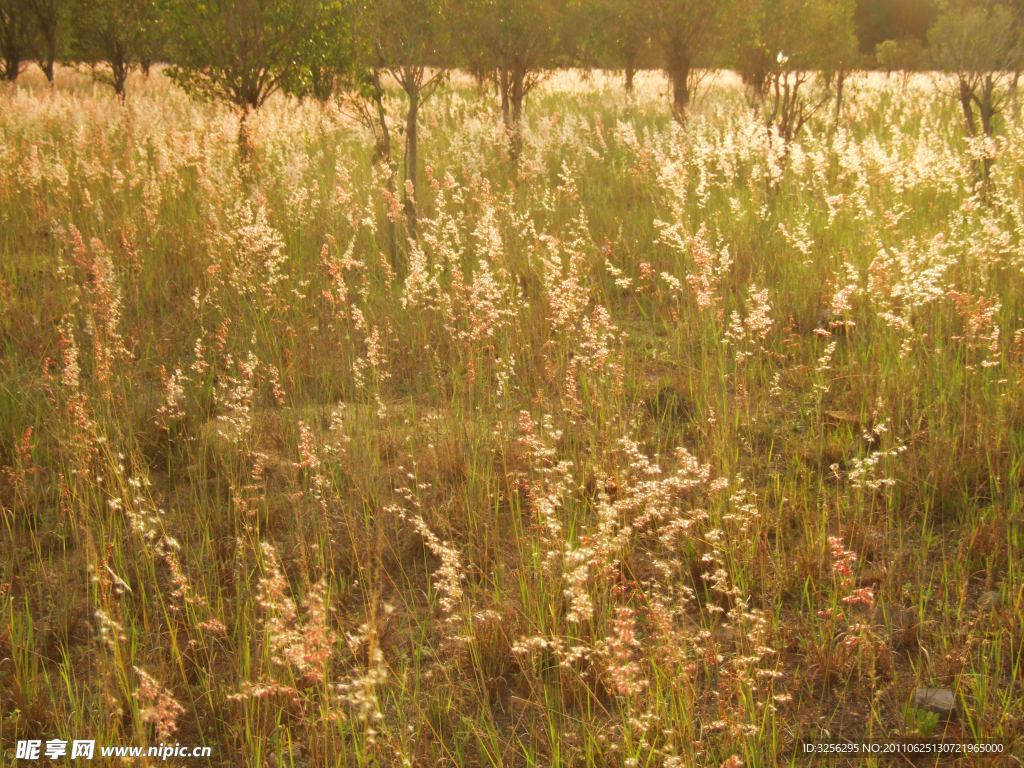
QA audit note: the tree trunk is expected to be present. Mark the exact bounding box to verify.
[473,68,488,95]
[35,16,57,83]
[238,104,253,163]
[111,45,129,102]
[834,70,846,122]
[404,87,419,241]
[1,52,21,81]
[978,75,996,184]
[666,42,691,121]
[511,72,524,124]
[959,76,977,137]
[370,68,398,270]
[509,69,525,160]
[979,75,995,138]
[500,68,511,129]
[1,17,25,81]
[371,70,392,164]
[624,50,636,95]
[113,66,127,101]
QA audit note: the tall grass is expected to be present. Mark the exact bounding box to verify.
[1,65,1022,766]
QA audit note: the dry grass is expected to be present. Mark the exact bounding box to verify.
[1,64,1022,767]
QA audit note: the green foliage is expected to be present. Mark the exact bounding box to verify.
[928,0,1024,137]
[360,0,451,72]
[25,0,69,82]
[69,0,157,97]
[730,0,857,92]
[460,0,567,127]
[0,0,32,80]
[927,0,1023,75]
[903,704,941,738]
[876,37,924,72]
[281,0,357,103]
[164,0,322,112]
[855,0,938,54]
[818,0,861,79]
[725,0,857,139]
[653,0,729,114]
[591,0,657,79]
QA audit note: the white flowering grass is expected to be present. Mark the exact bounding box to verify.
[1,64,1022,766]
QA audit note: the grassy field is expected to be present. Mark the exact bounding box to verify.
[1,65,1022,767]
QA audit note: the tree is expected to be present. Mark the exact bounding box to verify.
[70,0,156,99]
[596,0,654,94]
[455,0,497,93]
[166,0,320,155]
[928,0,1023,139]
[817,0,861,120]
[653,0,727,118]
[26,0,66,83]
[459,0,561,157]
[875,37,923,89]
[282,0,354,103]
[876,37,923,72]
[363,0,450,239]
[0,0,31,81]
[855,0,938,54]
[355,67,401,266]
[288,0,403,266]
[731,0,857,142]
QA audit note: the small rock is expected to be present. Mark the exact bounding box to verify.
[913,688,955,718]
[978,591,1001,613]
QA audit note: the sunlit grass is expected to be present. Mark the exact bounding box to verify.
[1,64,1022,766]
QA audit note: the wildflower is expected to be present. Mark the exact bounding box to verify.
[257,544,336,682]
[133,667,185,741]
[603,607,648,697]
